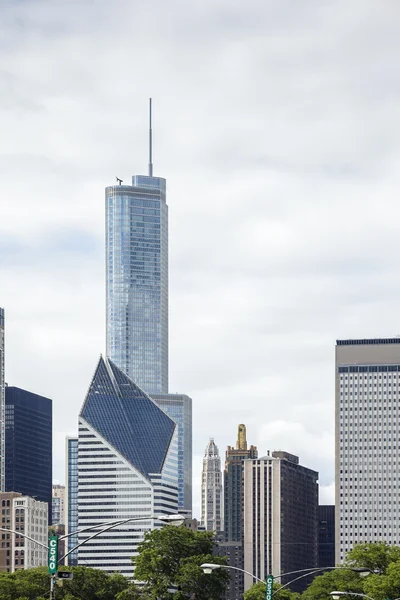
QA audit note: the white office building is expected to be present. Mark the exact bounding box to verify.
[11,495,48,571]
[336,338,400,562]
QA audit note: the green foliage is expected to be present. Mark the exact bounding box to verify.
[134,525,228,600]
[346,542,400,575]
[244,581,300,600]
[301,568,365,600]
[0,565,134,600]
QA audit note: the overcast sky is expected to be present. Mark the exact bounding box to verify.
[1,0,400,517]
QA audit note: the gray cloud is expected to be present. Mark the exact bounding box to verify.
[2,0,400,513]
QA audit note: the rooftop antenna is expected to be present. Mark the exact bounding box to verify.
[148,98,153,177]
[115,176,123,185]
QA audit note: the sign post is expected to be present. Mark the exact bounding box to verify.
[266,575,274,600]
[48,536,58,574]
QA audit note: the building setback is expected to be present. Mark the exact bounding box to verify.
[77,356,178,573]
[336,338,400,562]
[201,439,223,532]
[0,309,4,491]
[223,424,258,600]
[151,393,192,513]
[65,436,78,566]
[0,492,48,572]
[5,386,52,522]
[318,505,335,568]
[243,451,318,593]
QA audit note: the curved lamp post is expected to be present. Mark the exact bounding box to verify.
[330,592,400,600]
[201,564,374,594]
[1,513,185,600]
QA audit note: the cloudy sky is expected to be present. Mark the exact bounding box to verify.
[1,0,400,517]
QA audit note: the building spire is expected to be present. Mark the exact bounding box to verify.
[148,98,153,177]
[236,424,247,450]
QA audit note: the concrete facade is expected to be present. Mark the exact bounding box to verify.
[336,338,400,562]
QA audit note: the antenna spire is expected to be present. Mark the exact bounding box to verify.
[148,98,153,177]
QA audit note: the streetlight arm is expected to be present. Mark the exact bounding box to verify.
[331,593,376,600]
[274,566,369,579]
[59,516,135,563]
[272,570,322,596]
[0,526,49,551]
[219,565,266,584]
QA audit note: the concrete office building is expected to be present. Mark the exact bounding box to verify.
[0,309,4,491]
[243,451,318,593]
[201,438,223,532]
[152,393,192,513]
[336,338,400,562]
[65,436,78,566]
[223,424,258,600]
[0,492,48,572]
[77,356,178,574]
[52,484,66,525]
[5,387,52,521]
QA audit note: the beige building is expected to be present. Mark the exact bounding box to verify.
[0,492,48,572]
[336,338,400,563]
[52,484,66,525]
[243,452,318,593]
[201,439,223,532]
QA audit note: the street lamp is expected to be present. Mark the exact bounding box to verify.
[201,564,374,592]
[0,512,185,600]
[331,592,375,600]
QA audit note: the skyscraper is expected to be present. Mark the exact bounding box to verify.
[222,424,258,600]
[52,484,66,525]
[65,436,78,566]
[106,102,168,394]
[318,505,335,568]
[5,386,52,521]
[152,393,192,513]
[0,308,4,492]
[335,338,400,562]
[243,451,318,593]
[201,438,223,532]
[77,356,178,573]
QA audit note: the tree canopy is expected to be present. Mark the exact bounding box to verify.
[134,525,229,600]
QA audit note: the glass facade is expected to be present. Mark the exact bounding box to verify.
[66,437,78,566]
[106,175,168,395]
[77,356,178,573]
[0,308,4,491]
[81,357,175,478]
[151,393,192,512]
[5,386,52,523]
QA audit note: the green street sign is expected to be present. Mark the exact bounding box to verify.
[266,575,274,600]
[48,536,58,574]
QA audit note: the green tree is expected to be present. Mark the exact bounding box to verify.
[244,581,300,600]
[134,526,229,600]
[346,542,400,575]
[301,569,366,600]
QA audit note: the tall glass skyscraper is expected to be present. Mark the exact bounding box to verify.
[106,174,168,395]
[5,386,52,522]
[0,308,4,492]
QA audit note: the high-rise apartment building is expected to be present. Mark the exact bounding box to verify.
[65,436,78,566]
[0,492,48,572]
[105,105,168,395]
[243,451,318,593]
[52,484,66,525]
[152,393,192,513]
[77,356,178,573]
[336,338,400,562]
[223,424,258,600]
[201,439,223,532]
[0,308,5,491]
[318,505,335,568]
[5,386,52,521]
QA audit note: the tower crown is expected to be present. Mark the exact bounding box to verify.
[236,423,247,450]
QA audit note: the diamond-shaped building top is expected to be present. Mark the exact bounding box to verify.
[80,356,175,479]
